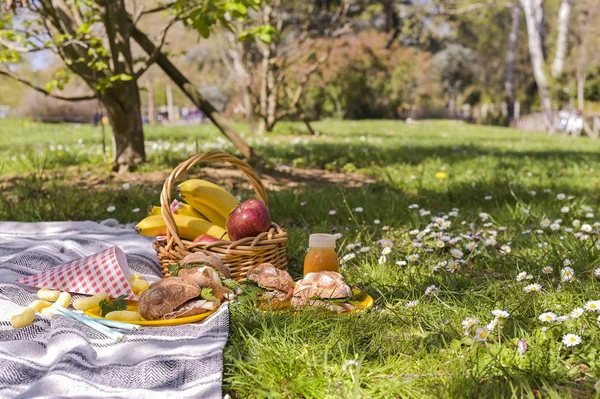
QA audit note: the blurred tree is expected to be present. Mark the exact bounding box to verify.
[433,44,477,117]
[0,0,261,171]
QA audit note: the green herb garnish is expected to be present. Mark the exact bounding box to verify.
[99,294,128,317]
[201,288,218,301]
[223,278,241,290]
[168,262,209,277]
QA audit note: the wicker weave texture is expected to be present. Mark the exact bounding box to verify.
[155,151,288,280]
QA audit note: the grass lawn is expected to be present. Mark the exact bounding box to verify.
[2,118,600,397]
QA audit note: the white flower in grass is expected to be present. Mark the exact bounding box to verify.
[479,212,489,221]
[492,309,510,319]
[557,315,570,323]
[530,190,537,196]
[106,205,116,213]
[586,213,594,218]
[522,208,530,214]
[412,242,423,248]
[542,266,553,274]
[524,283,542,293]
[487,318,498,330]
[451,249,463,259]
[406,254,420,262]
[539,312,557,322]
[557,193,566,200]
[408,204,420,209]
[329,210,337,215]
[378,239,393,248]
[435,240,445,249]
[581,224,593,233]
[419,209,431,217]
[342,360,360,372]
[484,237,497,247]
[550,223,561,231]
[378,255,387,265]
[121,183,131,190]
[594,268,600,278]
[540,218,551,228]
[585,301,600,311]
[484,195,492,200]
[132,208,140,213]
[446,261,459,273]
[381,247,392,256]
[374,219,380,225]
[405,300,419,308]
[396,260,407,266]
[562,334,582,347]
[500,245,511,254]
[424,285,438,296]
[440,221,451,230]
[560,206,570,214]
[465,242,477,251]
[516,272,527,282]
[526,274,534,280]
[354,207,363,213]
[409,229,420,235]
[440,235,451,242]
[571,308,584,318]
[597,315,600,326]
[461,318,479,328]
[572,219,581,228]
[341,253,356,263]
[359,247,371,253]
[333,233,343,240]
[517,339,528,355]
[564,259,573,266]
[474,327,489,341]
[561,267,575,282]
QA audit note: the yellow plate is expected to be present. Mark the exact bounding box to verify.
[85,300,217,326]
[259,288,374,315]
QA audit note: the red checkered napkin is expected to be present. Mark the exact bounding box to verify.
[16,246,136,300]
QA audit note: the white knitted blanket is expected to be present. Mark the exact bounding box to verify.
[0,221,229,399]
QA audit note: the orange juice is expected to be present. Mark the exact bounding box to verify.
[303,234,339,276]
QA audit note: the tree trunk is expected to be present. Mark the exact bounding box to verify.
[448,92,457,118]
[505,2,521,126]
[102,83,146,173]
[551,0,572,78]
[577,72,586,111]
[521,0,554,128]
[130,26,259,162]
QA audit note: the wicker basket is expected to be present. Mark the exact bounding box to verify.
[153,150,288,281]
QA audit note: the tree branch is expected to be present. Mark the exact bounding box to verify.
[134,15,178,79]
[140,1,176,15]
[0,69,96,101]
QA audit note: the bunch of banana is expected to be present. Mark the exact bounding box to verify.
[177,179,239,229]
[147,202,205,219]
[135,213,228,241]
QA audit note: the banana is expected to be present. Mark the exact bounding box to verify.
[179,196,227,228]
[177,179,239,222]
[135,214,228,241]
[147,203,206,219]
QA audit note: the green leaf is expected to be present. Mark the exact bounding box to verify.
[223,278,241,290]
[99,295,129,317]
[201,288,218,301]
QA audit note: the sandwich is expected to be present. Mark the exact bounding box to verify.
[138,251,232,320]
[246,263,294,308]
[292,271,356,313]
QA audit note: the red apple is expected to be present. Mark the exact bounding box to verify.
[193,234,220,243]
[227,199,272,241]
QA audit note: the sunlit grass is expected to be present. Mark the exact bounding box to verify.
[1,119,600,398]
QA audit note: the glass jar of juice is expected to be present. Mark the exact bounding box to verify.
[303,234,339,276]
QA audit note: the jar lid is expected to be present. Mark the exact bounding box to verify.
[309,234,337,248]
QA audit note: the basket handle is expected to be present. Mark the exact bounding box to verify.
[160,150,268,248]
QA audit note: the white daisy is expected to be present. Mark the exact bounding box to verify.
[550,223,561,231]
[500,244,511,254]
[572,219,581,228]
[538,312,557,322]
[540,218,551,228]
[570,308,584,318]
[524,283,542,293]
[484,195,492,200]
[106,206,116,213]
[479,212,489,221]
[581,224,592,233]
[406,254,420,262]
[486,318,498,330]
[446,261,459,273]
[329,210,337,215]
[561,267,575,282]
[492,309,510,319]
[461,318,479,328]
[378,255,387,265]
[594,268,600,278]
[381,247,392,255]
[484,238,497,246]
[341,253,356,263]
[556,193,566,200]
[395,260,407,266]
[564,259,574,266]
[584,300,600,311]
[516,272,527,282]
[359,246,371,253]
[451,249,464,259]
[374,219,381,225]
[354,207,364,213]
[435,240,445,249]
[424,285,438,296]
[342,359,360,371]
[562,334,582,347]
[542,266,553,274]
[557,315,570,323]
[408,204,420,209]
[132,208,140,213]
[405,300,419,308]
[409,229,420,235]
[465,242,477,251]
[473,327,489,341]
[122,183,131,190]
